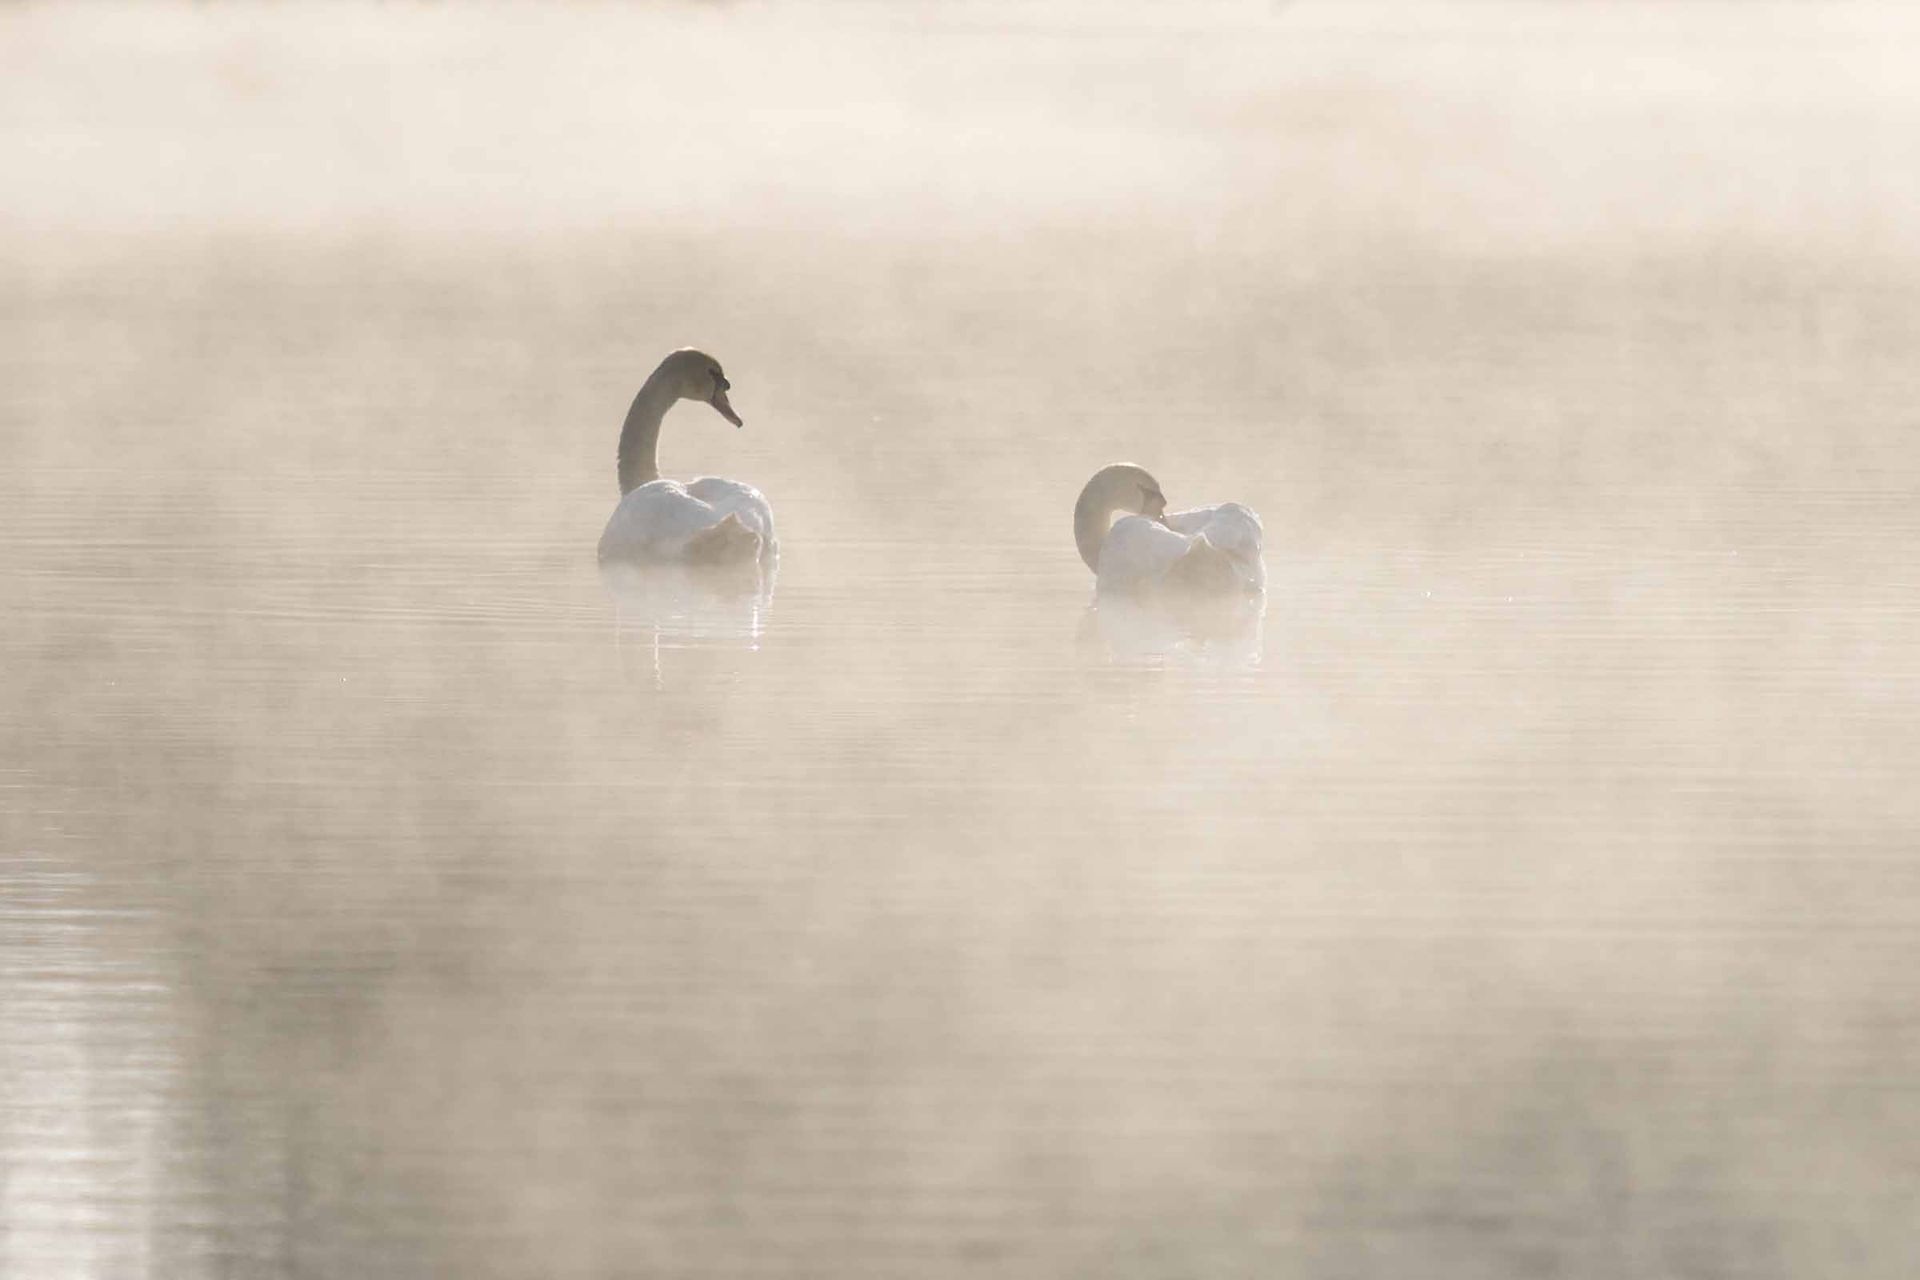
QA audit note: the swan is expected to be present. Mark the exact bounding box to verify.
[596,349,776,567]
[1074,463,1264,597]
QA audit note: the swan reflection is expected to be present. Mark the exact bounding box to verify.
[601,560,776,684]
[1081,591,1266,666]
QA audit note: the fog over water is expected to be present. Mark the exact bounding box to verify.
[6,3,1920,1276]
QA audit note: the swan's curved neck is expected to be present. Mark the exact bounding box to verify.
[1073,486,1119,574]
[617,375,678,494]
[1074,465,1159,573]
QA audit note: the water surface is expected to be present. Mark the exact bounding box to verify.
[6,4,1920,1276]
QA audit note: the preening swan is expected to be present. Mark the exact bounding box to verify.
[1074,463,1264,597]
[597,349,776,567]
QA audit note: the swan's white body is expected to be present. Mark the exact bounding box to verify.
[598,477,776,565]
[1075,464,1264,598]
[596,349,775,570]
[1096,503,1264,595]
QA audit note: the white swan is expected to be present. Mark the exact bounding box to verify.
[1074,463,1264,597]
[596,349,776,567]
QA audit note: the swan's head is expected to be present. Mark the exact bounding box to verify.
[654,348,742,427]
[1081,463,1167,522]
[1138,480,1169,524]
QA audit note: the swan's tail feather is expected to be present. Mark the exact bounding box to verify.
[1165,535,1245,596]
[684,513,762,566]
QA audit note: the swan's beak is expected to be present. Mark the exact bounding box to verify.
[711,388,743,428]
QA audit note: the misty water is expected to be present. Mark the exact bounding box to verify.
[7,4,1920,1276]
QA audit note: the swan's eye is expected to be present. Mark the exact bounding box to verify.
[712,370,729,391]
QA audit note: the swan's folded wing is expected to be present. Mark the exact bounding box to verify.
[686,477,777,552]
[599,480,725,561]
[1166,503,1265,590]
[1165,503,1259,548]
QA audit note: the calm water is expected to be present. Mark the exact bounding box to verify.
[7,4,1920,1277]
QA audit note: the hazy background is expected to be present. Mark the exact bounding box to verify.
[5,2,1920,1276]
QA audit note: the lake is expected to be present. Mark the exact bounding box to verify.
[5,3,1919,1276]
